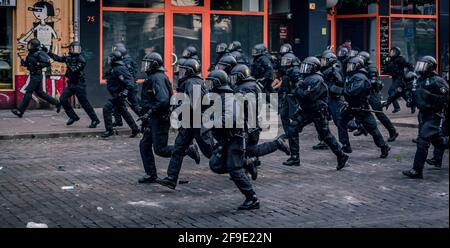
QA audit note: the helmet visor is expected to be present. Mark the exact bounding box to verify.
[350,50,359,57]
[141,61,152,72]
[320,57,328,67]
[182,50,191,58]
[216,64,227,71]
[299,63,313,74]
[280,46,290,54]
[70,45,82,54]
[389,49,398,57]
[205,78,219,91]
[414,61,429,73]
[281,57,293,67]
[347,63,356,72]
[178,67,188,79]
[337,49,348,57]
[229,74,238,85]
[216,45,226,53]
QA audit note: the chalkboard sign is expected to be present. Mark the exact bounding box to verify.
[0,0,16,7]
[380,17,390,74]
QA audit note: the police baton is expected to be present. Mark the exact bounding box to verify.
[351,107,385,114]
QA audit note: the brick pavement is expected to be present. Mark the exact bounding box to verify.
[0,125,448,228]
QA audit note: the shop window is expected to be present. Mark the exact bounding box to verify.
[0,8,13,90]
[391,0,436,15]
[102,12,164,80]
[269,0,290,14]
[336,18,377,61]
[336,0,377,15]
[103,0,164,8]
[391,18,436,65]
[210,15,263,64]
[211,0,264,12]
[172,0,204,7]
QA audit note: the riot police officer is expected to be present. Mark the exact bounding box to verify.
[278,52,302,166]
[336,46,350,76]
[403,56,449,179]
[251,43,274,96]
[138,53,200,184]
[383,71,418,114]
[48,41,100,128]
[288,57,349,170]
[159,59,214,189]
[101,51,140,138]
[385,46,414,113]
[228,41,250,66]
[340,56,391,158]
[12,39,60,118]
[356,51,399,142]
[209,43,229,71]
[112,44,141,127]
[182,46,201,63]
[215,54,238,75]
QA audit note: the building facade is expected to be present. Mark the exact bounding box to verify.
[0,0,448,109]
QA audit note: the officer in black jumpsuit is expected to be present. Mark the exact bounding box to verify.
[137,52,200,184]
[251,43,274,96]
[228,41,250,67]
[340,57,391,157]
[101,51,140,138]
[355,51,399,142]
[112,44,141,127]
[336,47,350,77]
[209,43,229,71]
[403,56,449,179]
[48,41,100,128]
[384,47,414,113]
[158,59,215,189]
[288,57,350,170]
[215,55,238,75]
[278,52,302,166]
[12,39,60,118]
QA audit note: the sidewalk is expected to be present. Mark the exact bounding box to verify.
[0,101,418,140]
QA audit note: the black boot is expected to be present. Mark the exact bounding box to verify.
[402,169,423,179]
[138,175,158,184]
[342,145,353,154]
[66,117,80,126]
[336,154,349,171]
[113,121,123,127]
[380,145,391,159]
[276,136,291,156]
[11,109,23,118]
[388,132,399,142]
[392,108,401,113]
[89,120,101,129]
[101,130,115,138]
[353,128,368,137]
[130,129,140,138]
[56,103,61,113]
[238,195,260,211]
[158,177,177,190]
[244,157,259,181]
[426,158,442,168]
[283,156,300,166]
[312,141,328,150]
[187,143,201,164]
[412,138,417,144]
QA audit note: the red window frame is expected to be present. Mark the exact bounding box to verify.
[99,0,269,83]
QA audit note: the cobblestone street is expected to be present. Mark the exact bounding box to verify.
[0,125,448,228]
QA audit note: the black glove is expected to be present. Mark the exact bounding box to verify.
[118,90,128,99]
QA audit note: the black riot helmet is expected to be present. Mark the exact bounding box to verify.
[205,69,231,92]
[280,43,293,56]
[69,41,82,55]
[113,42,126,53]
[216,55,237,74]
[320,52,338,68]
[108,50,123,65]
[390,46,401,57]
[216,43,228,55]
[27,38,41,52]
[174,57,186,75]
[299,57,321,75]
[346,56,365,73]
[182,46,198,59]
[230,64,252,85]
[228,41,242,52]
[415,56,437,75]
[357,51,371,66]
[281,53,300,67]
[115,46,128,56]
[404,71,418,83]
[349,49,359,58]
[178,58,201,80]
[252,43,267,57]
[141,52,164,73]
[337,47,349,59]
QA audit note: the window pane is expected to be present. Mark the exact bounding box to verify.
[391,18,436,66]
[210,15,263,64]
[391,0,436,15]
[212,0,264,12]
[336,18,377,60]
[336,1,377,15]
[103,0,164,8]
[0,8,13,89]
[269,0,290,14]
[103,12,164,80]
[172,0,204,7]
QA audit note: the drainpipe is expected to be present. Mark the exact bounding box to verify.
[73,0,80,41]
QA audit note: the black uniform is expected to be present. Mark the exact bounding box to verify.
[113,54,141,125]
[139,70,174,178]
[16,48,60,114]
[49,52,99,123]
[385,55,413,111]
[411,73,448,174]
[288,72,349,169]
[103,61,140,134]
[340,69,391,156]
[251,54,274,95]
